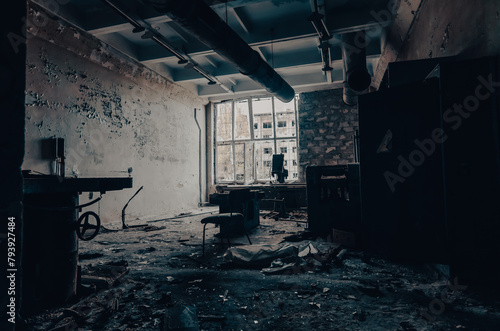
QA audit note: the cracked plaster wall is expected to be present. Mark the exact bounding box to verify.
[398,0,500,61]
[23,4,207,225]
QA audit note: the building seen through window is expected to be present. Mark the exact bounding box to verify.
[215,95,299,183]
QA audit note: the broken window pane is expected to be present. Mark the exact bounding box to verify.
[253,97,274,139]
[244,142,254,183]
[234,99,250,140]
[274,97,296,138]
[216,144,234,182]
[216,102,232,142]
[255,140,274,181]
[235,143,245,183]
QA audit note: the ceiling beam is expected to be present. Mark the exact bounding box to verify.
[139,13,386,65]
[229,6,252,34]
[85,0,267,36]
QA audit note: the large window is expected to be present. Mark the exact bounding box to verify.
[215,95,299,184]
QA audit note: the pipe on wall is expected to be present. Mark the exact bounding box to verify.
[142,0,295,103]
[341,31,372,106]
[194,108,203,206]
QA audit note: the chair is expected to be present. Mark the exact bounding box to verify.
[201,189,253,257]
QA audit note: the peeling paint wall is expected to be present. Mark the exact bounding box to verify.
[298,89,358,180]
[23,4,207,225]
[398,0,500,61]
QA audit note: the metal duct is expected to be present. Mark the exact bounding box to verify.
[142,0,295,103]
[341,31,372,105]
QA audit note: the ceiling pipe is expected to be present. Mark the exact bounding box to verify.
[141,0,295,103]
[341,31,372,106]
[101,0,145,33]
[101,0,227,87]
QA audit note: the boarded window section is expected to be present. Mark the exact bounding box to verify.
[274,97,296,138]
[234,99,250,140]
[216,102,232,142]
[253,97,274,139]
[280,147,287,153]
[216,144,234,182]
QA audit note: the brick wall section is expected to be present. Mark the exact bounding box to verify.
[298,88,358,180]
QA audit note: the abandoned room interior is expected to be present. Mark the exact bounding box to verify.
[1,0,500,330]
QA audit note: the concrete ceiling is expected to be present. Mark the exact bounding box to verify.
[35,0,392,101]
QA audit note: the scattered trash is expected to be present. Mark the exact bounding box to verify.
[309,302,321,308]
[221,290,229,305]
[81,263,128,289]
[261,260,300,275]
[166,276,176,284]
[188,279,203,284]
[298,243,319,257]
[223,242,349,275]
[323,287,330,293]
[142,225,166,232]
[283,231,316,242]
[164,305,199,331]
[223,244,299,268]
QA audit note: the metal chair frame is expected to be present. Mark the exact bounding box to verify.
[202,189,252,257]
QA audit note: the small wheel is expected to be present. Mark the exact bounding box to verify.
[77,211,101,241]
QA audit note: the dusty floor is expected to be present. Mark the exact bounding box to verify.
[26,208,500,330]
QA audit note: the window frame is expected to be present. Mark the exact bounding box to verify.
[214,95,299,184]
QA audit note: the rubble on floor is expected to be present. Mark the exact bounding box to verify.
[24,209,500,330]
